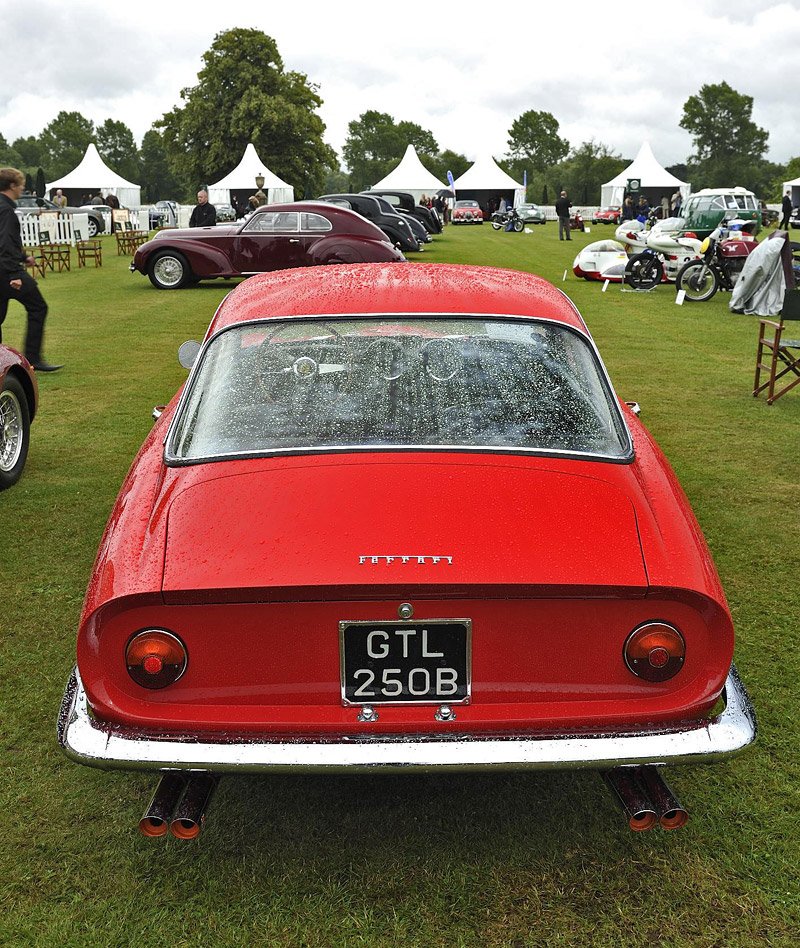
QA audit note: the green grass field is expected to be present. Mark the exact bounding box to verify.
[1,224,798,947]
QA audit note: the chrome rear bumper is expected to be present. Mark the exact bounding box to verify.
[57,665,756,774]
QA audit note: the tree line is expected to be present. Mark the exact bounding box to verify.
[1,28,797,204]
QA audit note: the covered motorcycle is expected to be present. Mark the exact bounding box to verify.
[730,230,796,316]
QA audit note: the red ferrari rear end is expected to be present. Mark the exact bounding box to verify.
[59,264,755,836]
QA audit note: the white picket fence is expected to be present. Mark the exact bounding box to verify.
[16,210,145,246]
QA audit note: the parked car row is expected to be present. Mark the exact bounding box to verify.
[130,186,455,290]
[316,193,427,253]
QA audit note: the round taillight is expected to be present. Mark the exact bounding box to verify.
[126,629,187,689]
[624,622,685,682]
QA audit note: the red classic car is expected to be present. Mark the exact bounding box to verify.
[0,345,38,490]
[593,206,621,225]
[130,201,405,289]
[58,263,755,838]
[452,200,484,224]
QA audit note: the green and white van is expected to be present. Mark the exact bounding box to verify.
[681,187,761,238]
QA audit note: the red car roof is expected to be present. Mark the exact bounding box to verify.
[208,263,589,336]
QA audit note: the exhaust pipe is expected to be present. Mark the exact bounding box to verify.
[601,768,658,831]
[640,766,689,830]
[139,771,188,837]
[169,773,217,840]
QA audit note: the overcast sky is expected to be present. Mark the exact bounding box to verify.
[2,0,799,170]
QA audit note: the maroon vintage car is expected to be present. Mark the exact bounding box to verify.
[0,344,38,490]
[130,201,406,289]
[59,263,755,839]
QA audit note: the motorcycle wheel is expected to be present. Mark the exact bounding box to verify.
[491,220,503,230]
[624,253,664,290]
[513,219,524,233]
[676,259,718,302]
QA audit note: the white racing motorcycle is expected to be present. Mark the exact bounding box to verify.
[615,217,703,289]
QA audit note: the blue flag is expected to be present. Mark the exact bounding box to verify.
[447,170,455,191]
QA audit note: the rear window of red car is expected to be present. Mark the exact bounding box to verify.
[167,317,631,462]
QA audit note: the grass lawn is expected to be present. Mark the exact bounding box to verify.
[1,224,798,947]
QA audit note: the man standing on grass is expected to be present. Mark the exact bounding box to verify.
[780,190,792,230]
[189,189,216,228]
[0,167,63,372]
[555,190,572,241]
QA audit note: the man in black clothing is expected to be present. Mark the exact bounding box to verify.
[780,191,793,230]
[189,189,216,227]
[0,167,62,371]
[554,190,572,241]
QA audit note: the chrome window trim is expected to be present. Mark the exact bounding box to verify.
[163,311,634,466]
[241,211,300,234]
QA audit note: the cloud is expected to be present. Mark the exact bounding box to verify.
[1,0,798,171]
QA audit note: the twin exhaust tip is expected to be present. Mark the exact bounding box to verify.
[139,772,216,839]
[139,766,686,837]
[602,765,689,831]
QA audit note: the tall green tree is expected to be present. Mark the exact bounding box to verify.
[680,81,768,189]
[157,29,336,198]
[0,133,23,168]
[549,141,626,206]
[506,110,569,172]
[342,111,438,192]
[96,119,141,182]
[38,111,95,179]
[139,129,183,201]
[427,148,470,185]
[12,135,45,171]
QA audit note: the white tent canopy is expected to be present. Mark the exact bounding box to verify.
[47,143,141,207]
[369,144,446,201]
[207,143,294,206]
[453,155,525,208]
[601,141,689,208]
[783,175,800,207]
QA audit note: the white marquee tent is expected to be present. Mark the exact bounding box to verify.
[601,141,689,208]
[452,155,525,208]
[46,143,141,207]
[207,143,294,206]
[369,144,446,201]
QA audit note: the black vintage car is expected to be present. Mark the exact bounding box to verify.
[370,195,431,244]
[366,190,443,234]
[16,195,106,237]
[316,193,421,252]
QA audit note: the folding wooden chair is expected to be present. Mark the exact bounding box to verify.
[116,226,149,256]
[38,212,71,272]
[76,238,103,267]
[753,289,800,404]
[24,247,47,279]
